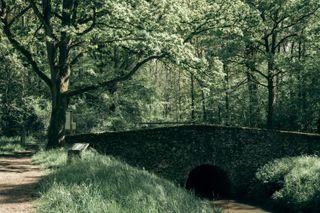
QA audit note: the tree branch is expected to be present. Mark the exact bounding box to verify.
[70,52,84,66]
[8,4,32,27]
[281,7,320,30]
[248,72,268,87]
[52,11,62,20]
[69,40,84,50]
[227,78,247,93]
[77,7,96,36]
[272,68,287,77]
[250,67,268,79]
[0,0,7,18]
[28,0,56,39]
[67,54,166,97]
[78,9,109,25]
[262,15,287,40]
[275,33,298,49]
[1,18,52,87]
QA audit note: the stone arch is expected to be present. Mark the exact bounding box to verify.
[185,164,231,199]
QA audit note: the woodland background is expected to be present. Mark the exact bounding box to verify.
[0,0,319,142]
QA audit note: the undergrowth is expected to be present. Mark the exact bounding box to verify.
[0,136,43,155]
[32,149,221,213]
[250,155,320,213]
[0,136,26,155]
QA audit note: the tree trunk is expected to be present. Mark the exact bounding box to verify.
[267,60,275,128]
[190,73,195,121]
[266,31,277,129]
[201,88,207,122]
[47,88,68,149]
[20,125,26,145]
[178,69,182,121]
[224,63,230,126]
[245,43,259,127]
[247,72,259,126]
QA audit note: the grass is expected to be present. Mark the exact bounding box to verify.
[32,149,222,213]
[32,148,68,169]
[0,136,26,155]
[0,136,43,155]
[250,155,320,213]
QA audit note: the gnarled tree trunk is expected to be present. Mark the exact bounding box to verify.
[47,86,69,149]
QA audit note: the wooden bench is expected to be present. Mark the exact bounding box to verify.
[67,143,90,163]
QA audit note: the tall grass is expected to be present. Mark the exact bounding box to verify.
[250,155,320,212]
[32,150,221,213]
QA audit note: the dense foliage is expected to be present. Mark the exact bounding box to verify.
[0,1,319,146]
[249,156,320,212]
[32,150,221,213]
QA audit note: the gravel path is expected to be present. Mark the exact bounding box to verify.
[0,155,43,213]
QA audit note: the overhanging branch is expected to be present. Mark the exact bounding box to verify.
[67,54,166,97]
[251,67,268,79]
[77,7,96,36]
[8,4,32,27]
[275,33,298,49]
[28,0,56,39]
[248,72,268,88]
[1,17,52,88]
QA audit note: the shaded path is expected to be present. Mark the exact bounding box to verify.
[212,200,272,213]
[0,154,43,213]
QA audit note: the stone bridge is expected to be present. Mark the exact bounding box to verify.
[66,125,320,197]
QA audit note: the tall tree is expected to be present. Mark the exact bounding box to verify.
[245,0,319,128]
[0,0,205,148]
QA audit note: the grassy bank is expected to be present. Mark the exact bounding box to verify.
[32,150,221,213]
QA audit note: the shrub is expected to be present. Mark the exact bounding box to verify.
[250,156,320,212]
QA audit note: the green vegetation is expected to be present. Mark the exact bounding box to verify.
[32,149,67,169]
[32,150,221,213]
[0,136,42,155]
[1,1,320,148]
[0,136,25,155]
[250,156,320,212]
[1,0,319,210]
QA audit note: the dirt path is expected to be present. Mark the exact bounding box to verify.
[213,200,272,213]
[0,155,43,213]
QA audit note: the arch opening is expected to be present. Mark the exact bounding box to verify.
[185,164,231,199]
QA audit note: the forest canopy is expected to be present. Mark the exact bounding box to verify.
[0,0,319,148]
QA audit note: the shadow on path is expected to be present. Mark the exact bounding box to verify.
[0,154,43,213]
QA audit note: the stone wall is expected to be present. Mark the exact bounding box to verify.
[66,125,320,196]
